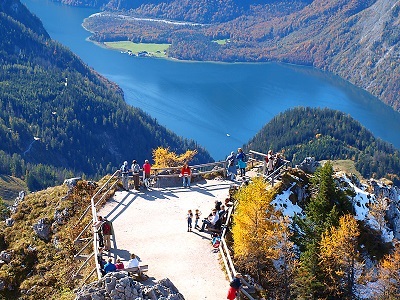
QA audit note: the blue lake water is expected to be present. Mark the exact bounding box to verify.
[23,0,400,160]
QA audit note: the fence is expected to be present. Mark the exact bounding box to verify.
[73,170,120,282]
[73,153,289,291]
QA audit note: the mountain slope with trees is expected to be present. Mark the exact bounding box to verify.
[79,0,400,113]
[243,107,400,184]
[0,0,212,196]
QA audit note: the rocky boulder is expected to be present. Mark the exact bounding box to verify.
[75,272,184,300]
[32,218,51,241]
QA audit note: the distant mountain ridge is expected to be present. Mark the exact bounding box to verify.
[75,0,399,112]
[244,107,400,184]
[0,0,212,194]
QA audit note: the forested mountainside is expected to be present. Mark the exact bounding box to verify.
[79,0,400,112]
[0,0,212,195]
[244,107,400,184]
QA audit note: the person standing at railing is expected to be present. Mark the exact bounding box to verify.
[142,159,151,188]
[180,163,191,188]
[236,148,247,177]
[120,161,130,190]
[226,151,237,181]
[227,273,243,300]
[102,217,113,251]
[131,160,141,190]
[93,215,105,250]
[266,150,275,175]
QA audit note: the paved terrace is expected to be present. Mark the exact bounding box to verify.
[98,178,233,300]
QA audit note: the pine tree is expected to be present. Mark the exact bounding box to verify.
[292,162,354,299]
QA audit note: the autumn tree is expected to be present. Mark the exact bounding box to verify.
[232,177,284,285]
[374,244,400,299]
[152,147,197,168]
[319,214,361,299]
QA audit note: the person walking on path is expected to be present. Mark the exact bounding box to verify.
[226,151,237,181]
[142,159,151,188]
[131,160,141,190]
[120,161,130,190]
[227,273,243,300]
[180,163,191,188]
[187,209,193,232]
[236,148,246,177]
[102,217,113,251]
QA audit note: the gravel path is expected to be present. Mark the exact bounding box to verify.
[98,178,233,299]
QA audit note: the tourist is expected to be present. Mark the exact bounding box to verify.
[103,258,117,274]
[200,209,219,231]
[131,159,141,190]
[93,215,104,249]
[215,199,222,211]
[142,159,151,188]
[236,148,246,177]
[218,205,227,224]
[102,217,113,251]
[226,151,237,181]
[115,258,124,270]
[266,150,274,175]
[194,209,202,229]
[227,273,243,300]
[127,253,140,268]
[120,161,130,190]
[180,163,191,188]
[97,254,107,276]
[187,209,193,232]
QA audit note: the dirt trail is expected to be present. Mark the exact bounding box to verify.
[98,178,233,300]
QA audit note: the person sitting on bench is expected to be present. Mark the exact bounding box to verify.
[200,209,219,231]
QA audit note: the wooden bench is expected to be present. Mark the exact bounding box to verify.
[124,265,149,280]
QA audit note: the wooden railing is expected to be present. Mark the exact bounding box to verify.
[73,170,120,282]
[219,202,256,300]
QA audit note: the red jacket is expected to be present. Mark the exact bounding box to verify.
[181,166,191,176]
[143,162,151,174]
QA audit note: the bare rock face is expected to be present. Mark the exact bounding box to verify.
[63,177,82,189]
[32,218,51,241]
[75,272,185,300]
[296,157,320,174]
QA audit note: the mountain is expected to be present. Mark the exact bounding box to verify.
[79,0,399,113]
[0,0,213,196]
[243,107,400,184]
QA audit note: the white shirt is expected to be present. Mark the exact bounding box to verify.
[126,257,139,268]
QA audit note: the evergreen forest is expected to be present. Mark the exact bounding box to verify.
[244,107,400,184]
[0,0,212,195]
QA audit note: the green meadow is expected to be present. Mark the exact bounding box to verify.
[104,41,170,57]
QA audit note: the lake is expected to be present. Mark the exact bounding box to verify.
[23,0,400,160]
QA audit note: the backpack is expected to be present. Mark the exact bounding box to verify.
[242,153,247,162]
[264,155,269,163]
[102,221,112,235]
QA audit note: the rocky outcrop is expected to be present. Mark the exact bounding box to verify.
[63,177,82,189]
[9,190,26,214]
[32,218,51,241]
[296,157,320,174]
[75,272,184,300]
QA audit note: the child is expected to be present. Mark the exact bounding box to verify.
[187,210,193,232]
[194,209,202,229]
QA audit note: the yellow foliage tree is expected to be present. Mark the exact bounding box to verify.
[319,214,361,298]
[152,147,197,168]
[375,244,400,299]
[232,177,283,281]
